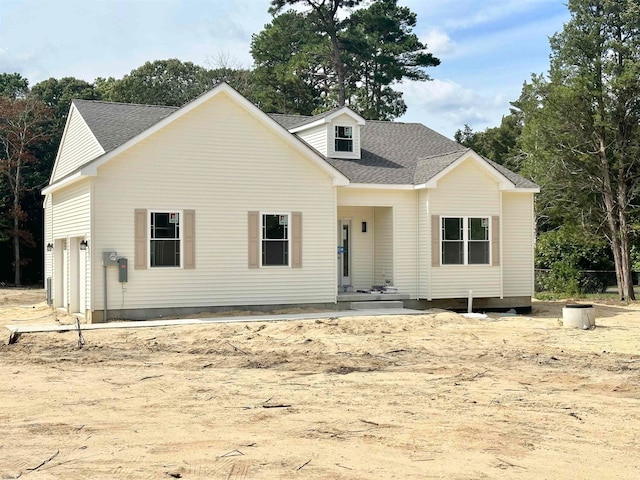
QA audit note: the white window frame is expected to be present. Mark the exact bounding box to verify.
[260,212,291,267]
[149,210,183,268]
[334,125,353,153]
[440,216,491,266]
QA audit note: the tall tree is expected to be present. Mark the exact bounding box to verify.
[269,0,362,107]
[251,10,332,114]
[0,96,52,285]
[342,0,439,119]
[264,0,439,119]
[519,0,640,300]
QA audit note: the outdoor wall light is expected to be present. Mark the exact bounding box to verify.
[46,243,54,252]
[80,240,89,251]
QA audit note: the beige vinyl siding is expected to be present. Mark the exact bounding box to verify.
[329,113,360,159]
[428,158,501,299]
[338,188,417,297]
[51,106,104,182]
[51,180,92,240]
[50,180,92,311]
[92,91,336,311]
[374,207,393,285]
[297,124,328,156]
[337,206,374,290]
[502,192,535,296]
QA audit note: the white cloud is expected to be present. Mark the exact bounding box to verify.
[422,29,456,58]
[398,79,511,138]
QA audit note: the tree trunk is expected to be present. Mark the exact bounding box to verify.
[329,33,346,106]
[13,161,21,287]
[617,180,635,300]
[598,144,627,300]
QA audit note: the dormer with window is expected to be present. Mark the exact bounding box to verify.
[289,107,365,160]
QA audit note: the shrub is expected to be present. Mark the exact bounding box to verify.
[535,227,613,294]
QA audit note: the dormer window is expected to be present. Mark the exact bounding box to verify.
[335,126,353,152]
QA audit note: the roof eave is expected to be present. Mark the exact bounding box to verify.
[41,171,87,195]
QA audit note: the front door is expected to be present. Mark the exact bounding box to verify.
[338,220,351,287]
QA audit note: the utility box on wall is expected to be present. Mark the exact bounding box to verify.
[102,251,118,266]
[118,257,128,283]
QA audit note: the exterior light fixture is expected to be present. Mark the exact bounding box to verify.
[46,243,54,252]
[80,240,89,251]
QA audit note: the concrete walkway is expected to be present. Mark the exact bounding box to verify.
[5,308,425,343]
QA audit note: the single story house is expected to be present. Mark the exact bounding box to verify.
[43,83,539,322]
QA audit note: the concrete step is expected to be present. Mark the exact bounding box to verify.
[350,301,405,310]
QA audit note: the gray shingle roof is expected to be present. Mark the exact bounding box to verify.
[69,98,537,190]
[73,99,178,152]
[269,114,537,188]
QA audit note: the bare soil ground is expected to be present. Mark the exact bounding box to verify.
[1,288,639,479]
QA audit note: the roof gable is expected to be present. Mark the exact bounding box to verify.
[418,149,515,190]
[49,103,105,183]
[289,106,365,133]
[44,83,349,194]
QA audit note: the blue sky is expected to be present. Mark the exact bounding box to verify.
[0,0,570,138]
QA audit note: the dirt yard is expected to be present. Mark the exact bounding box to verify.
[1,289,639,479]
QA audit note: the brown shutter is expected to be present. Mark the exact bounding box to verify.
[183,210,195,269]
[134,209,147,270]
[291,212,302,268]
[248,211,260,269]
[492,216,500,266]
[431,215,440,267]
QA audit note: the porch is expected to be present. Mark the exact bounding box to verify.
[337,205,395,292]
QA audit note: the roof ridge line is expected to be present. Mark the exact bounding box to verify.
[73,98,179,109]
[418,147,469,162]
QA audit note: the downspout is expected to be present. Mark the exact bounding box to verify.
[416,189,420,300]
[499,191,504,299]
[333,186,338,303]
[90,179,96,321]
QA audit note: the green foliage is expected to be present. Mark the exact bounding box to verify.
[251,10,329,115]
[517,0,640,299]
[342,0,439,120]
[454,109,524,170]
[535,227,614,294]
[257,0,439,119]
[104,59,218,106]
[0,73,29,98]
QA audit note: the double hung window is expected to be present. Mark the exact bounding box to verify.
[334,126,353,152]
[441,216,490,265]
[150,212,181,267]
[262,214,289,266]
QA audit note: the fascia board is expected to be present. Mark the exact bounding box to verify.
[324,107,366,125]
[289,107,366,133]
[41,171,83,195]
[343,183,415,190]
